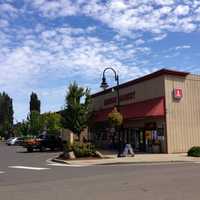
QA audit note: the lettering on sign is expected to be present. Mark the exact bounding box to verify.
[104,92,135,106]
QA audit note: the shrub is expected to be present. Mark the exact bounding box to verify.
[188,146,200,157]
[65,142,96,158]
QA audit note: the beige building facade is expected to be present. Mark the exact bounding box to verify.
[90,69,200,153]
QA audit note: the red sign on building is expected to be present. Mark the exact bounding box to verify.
[174,88,183,99]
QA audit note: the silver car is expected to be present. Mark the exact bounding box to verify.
[6,137,24,146]
[6,137,15,145]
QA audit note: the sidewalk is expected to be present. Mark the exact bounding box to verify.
[53,151,200,166]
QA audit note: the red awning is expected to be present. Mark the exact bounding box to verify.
[94,97,165,122]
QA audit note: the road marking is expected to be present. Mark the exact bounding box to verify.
[9,166,50,170]
[47,163,89,167]
[47,163,70,167]
[0,171,5,174]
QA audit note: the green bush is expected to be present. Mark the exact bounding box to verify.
[188,146,200,157]
[65,142,96,158]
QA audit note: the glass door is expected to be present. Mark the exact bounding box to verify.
[128,128,144,152]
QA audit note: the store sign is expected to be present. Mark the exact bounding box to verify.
[173,88,183,100]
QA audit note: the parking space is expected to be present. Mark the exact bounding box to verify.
[0,143,60,178]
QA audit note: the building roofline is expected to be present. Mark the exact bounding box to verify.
[91,68,189,98]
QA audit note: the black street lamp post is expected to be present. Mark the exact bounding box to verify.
[100,67,122,157]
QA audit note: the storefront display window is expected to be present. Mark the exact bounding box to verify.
[144,125,165,153]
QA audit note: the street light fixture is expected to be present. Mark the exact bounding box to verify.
[100,76,109,90]
[100,67,120,107]
[100,67,122,157]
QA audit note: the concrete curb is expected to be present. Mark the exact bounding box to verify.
[51,157,196,166]
[97,160,192,166]
[52,158,72,165]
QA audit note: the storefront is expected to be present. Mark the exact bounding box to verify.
[121,122,165,153]
[90,69,200,153]
[91,119,165,153]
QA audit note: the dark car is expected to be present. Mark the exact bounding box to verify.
[23,134,63,152]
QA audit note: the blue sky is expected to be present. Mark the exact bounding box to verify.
[1,0,200,121]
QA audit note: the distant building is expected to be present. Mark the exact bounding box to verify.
[90,69,200,153]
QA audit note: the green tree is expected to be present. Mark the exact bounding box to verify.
[30,92,41,113]
[0,92,14,137]
[27,111,43,136]
[62,82,91,140]
[14,121,29,137]
[41,112,62,135]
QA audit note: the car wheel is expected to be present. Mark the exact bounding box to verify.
[27,147,33,152]
[50,147,55,151]
[40,146,46,152]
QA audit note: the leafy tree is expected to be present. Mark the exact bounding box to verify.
[14,121,29,137]
[0,92,14,137]
[27,111,43,136]
[26,111,62,136]
[30,92,41,113]
[62,82,91,140]
[41,112,62,135]
[108,107,123,127]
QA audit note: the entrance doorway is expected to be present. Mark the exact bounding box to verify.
[122,127,164,153]
[123,128,145,152]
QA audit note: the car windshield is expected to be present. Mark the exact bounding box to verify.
[37,135,47,139]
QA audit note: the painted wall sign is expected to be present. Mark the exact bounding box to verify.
[104,92,135,106]
[173,88,183,100]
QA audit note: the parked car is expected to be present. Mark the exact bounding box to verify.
[23,134,63,152]
[6,137,24,146]
[6,137,15,145]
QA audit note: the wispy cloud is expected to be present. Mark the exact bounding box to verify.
[0,20,150,119]
[175,45,191,50]
[29,0,200,37]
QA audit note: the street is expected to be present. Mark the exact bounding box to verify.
[0,143,200,200]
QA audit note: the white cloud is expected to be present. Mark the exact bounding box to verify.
[31,0,78,17]
[0,3,17,13]
[1,21,153,120]
[135,39,145,45]
[152,33,167,41]
[27,0,200,39]
[0,23,149,95]
[109,0,128,11]
[0,2,18,19]
[0,19,9,27]
[175,45,191,50]
[155,0,174,6]
[159,6,173,15]
[174,5,190,16]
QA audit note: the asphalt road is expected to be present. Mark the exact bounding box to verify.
[1,143,200,200]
